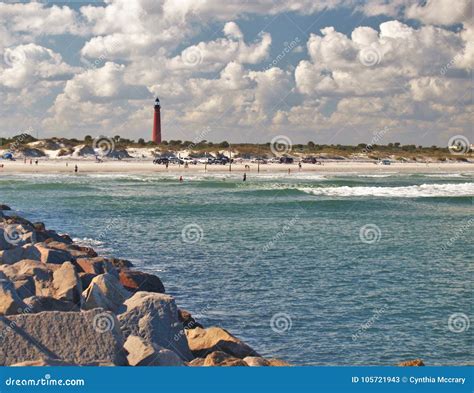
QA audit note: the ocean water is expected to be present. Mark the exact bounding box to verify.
[1,171,472,365]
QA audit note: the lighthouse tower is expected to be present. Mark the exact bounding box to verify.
[152,97,161,144]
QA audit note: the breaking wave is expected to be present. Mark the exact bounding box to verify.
[298,182,474,198]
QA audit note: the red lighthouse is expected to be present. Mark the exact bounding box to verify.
[152,97,161,144]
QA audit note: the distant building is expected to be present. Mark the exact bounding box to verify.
[152,97,161,144]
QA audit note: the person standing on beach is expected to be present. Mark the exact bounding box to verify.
[243,173,246,181]
[179,176,183,182]
[298,162,302,171]
[288,168,291,174]
[74,165,78,173]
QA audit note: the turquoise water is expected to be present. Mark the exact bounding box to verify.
[1,171,473,365]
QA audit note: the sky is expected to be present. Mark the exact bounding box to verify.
[0,0,472,146]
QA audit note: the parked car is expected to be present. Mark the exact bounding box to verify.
[279,156,294,164]
[302,156,317,164]
[153,157,169,164]
[182,157,197,165]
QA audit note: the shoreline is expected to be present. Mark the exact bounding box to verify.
[1,160,473,174]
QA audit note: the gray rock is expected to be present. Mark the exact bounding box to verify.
[23,296,79,313]
[118,291,193,361]
[124,335,184,366]
[52,262,82,305]
[0,309,127,365]
[82,273,130,313]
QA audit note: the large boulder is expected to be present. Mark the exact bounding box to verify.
[203,351,248,366]
[124,335,184,366]
[185,327,259,359]
[119,270,165,293]
[0,309,127,365]
[0,273,26,315]
[0,260,54,298]
[0,244,71,265]
[75,257,117,275]
[243,356,271,366]
[33,244,72,264]
[23,296,79,313]
[52,262,82,305]
[82,273,130,313]
[118,291,193,361]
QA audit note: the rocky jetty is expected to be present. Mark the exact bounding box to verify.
[0,205,288,367]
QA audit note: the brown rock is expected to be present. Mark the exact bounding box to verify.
[124,335,184,366]
[0,260,54,298]
[267,358,291,366]
[75,257,116,275]
[178,309,203,329]
[34,244,72,264]
[119,270,165,293]
[203,351,248,366]
[243,356,271,366]
[33,222,46,232]
[188,357,205,366]
[0,205,11,210]
[398,359,425,366]
[109,258,134,269]
[185,327,259,359]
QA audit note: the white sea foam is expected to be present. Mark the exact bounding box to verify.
[72,237,105,247]
[299,182,474,198]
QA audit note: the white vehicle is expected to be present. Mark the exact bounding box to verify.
[182,157,197,165]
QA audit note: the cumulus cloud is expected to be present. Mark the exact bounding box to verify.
[0,0,472,144]
[0,44,77,89]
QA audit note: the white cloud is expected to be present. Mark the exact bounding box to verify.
[0,44,77,89]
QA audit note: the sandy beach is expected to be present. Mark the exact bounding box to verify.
[1,160,473,175]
